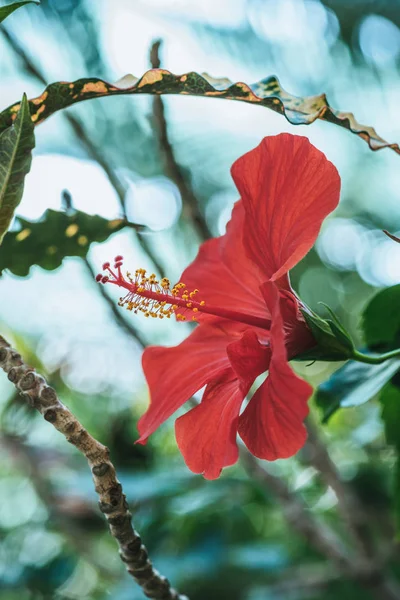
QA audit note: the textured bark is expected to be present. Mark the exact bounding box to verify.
[0,335,188,600]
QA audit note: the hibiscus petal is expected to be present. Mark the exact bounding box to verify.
[137,322,240,443]
[231,133,341,281]
[175,368,247,479]
[227,328,271,383]
[238,282,313,460]
[180,202,268,323]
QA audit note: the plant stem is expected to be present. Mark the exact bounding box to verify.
[353,349,400,364]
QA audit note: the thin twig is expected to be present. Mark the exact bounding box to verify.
[149,40,212,241]
[66,113,165,276]
[66,113,128,218]
[0,335,188,600]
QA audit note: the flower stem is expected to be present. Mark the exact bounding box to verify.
[352,349,400,364]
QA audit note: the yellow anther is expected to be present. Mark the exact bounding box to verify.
[116,266,208,327]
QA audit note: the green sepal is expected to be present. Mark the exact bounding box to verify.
[297,306,354,362]
[319,302,355,353]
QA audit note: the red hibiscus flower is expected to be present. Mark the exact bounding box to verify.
[98,133,341,479]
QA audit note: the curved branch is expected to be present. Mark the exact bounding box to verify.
[0,334,188,600]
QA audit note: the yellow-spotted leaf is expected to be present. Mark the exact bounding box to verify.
[0,209,125,276]
[0,94,35,244]
[0,70,398,155]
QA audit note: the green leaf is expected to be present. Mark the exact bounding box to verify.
[0,209,125,276]
[0,1,39,23]
[362,285,400,349]
[0,70,398,155]
[316,359,400,423]
[379,384,400,535]
[0,94,35,244]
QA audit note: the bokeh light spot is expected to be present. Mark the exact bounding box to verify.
[359,15,400,66]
